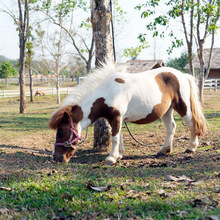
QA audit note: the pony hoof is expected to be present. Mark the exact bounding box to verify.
[156,152,167,157]
[184,149,196,154]
[104,157,117,166]
[118,154,123,160]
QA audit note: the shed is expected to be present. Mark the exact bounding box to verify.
[125,60,166,73]
[184,48,220,79]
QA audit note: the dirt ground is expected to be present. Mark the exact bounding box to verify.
[0,91,220,180]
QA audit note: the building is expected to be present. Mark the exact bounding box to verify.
[184,48,220,79]
[125,60,166,73]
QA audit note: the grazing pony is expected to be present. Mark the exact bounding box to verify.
[49,62,206,165]
[35,90,45,96]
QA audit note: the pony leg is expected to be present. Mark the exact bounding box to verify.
[104,117,123,165]
[157,107,176,156]
[118,132,124,159]
[104,133,121,165]
[183,114,199,153]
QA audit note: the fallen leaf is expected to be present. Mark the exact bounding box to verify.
[0,186,12,191]
[208,215,220,220]
[47,170,58,176]
[165,175,193,182]
[158,189,170,198]
[86,180,111,192]
[214,188,220,193]
[0,208,9,214]
[126,190,143,199]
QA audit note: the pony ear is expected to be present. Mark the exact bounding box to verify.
[48,106,71,130]
[70,105,83,123]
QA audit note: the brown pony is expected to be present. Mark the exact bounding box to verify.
[49,62,206,165]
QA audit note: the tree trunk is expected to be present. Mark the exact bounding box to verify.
[91,0,113,152]
[56,75,61,104]
[187,47,195,76]
[198,71,204,103]
[19,33,27,113]
[197,45,205,103]
[29,68,34,102]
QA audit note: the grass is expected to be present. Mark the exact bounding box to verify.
[0,91,220,219]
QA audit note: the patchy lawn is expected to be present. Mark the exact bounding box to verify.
[0,91,220,219]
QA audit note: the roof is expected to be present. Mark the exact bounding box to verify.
[125,60,166,73]
[185,48,220,70]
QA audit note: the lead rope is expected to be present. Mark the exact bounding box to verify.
[78,127,89,146]
[124,122,160,147]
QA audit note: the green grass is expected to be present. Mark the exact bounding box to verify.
[1,163,219,219]
[0,91,220,219]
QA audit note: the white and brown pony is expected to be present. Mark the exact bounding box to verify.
[49,62,206,165]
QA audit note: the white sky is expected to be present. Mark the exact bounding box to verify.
[0,0,220,62]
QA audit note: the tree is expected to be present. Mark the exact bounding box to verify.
[195,0,220,102]
[17,0,30,113]
[35,0,94,74]
[124,42,149,60]
[166,52,190,72]
[0,61,13,85]
[91,0,113,152]
[35,24,72,104]
[137,0,220,102]
[1,0,32,113]
[26,41,34,102]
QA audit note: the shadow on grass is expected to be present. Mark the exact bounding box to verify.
[0,150,219,219]
[1,141,219,185]
[0,115,49,131]
[0,144,51,155]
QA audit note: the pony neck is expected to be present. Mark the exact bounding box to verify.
[76,115,91,137]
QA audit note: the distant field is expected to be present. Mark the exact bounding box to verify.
[0,90,219,219]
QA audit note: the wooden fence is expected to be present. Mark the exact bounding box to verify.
[203,79,220,91]
[0,87,74,98]
[0,79,219,98]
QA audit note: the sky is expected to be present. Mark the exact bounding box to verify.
[0,0,220,63]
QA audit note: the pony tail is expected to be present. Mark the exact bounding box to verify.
[187,75,207,136]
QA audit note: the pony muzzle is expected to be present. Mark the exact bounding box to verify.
[52,145,76,163]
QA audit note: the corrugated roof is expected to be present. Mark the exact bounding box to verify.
[125,60,165,73]
[185,48,220,69]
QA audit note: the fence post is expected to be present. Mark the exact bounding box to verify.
[3,90,6,98]
[215,79,217,91]
[52,88,54,94]
[67,87,69,94]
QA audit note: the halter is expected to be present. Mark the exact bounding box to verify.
[54,118,81,149]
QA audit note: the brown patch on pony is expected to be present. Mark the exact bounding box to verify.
[88,98,121,136]
[156,72,187,117]
[115,78,125,84]
[48,105,83,129]
[131,72,187,124]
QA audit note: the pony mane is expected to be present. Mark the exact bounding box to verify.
[49,105,72,129]
[61,60,126,107]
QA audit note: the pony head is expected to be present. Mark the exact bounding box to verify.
[49,105,83,163]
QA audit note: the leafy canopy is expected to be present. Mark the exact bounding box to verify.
[0,62,17,79]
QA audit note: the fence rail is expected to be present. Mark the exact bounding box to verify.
[0,79,219,98]
[0,87,74,98]
[204,79,220,91]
